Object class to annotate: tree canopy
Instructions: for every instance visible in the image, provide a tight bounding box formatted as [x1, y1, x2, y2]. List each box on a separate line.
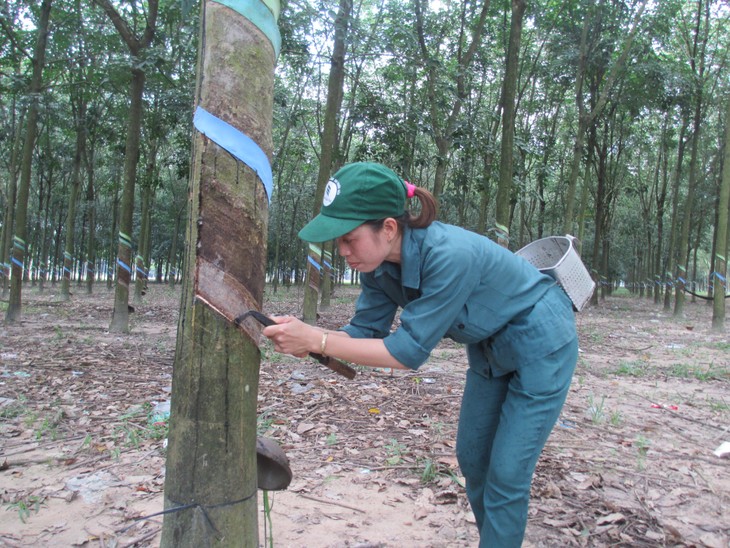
[1, 0, 729, 322]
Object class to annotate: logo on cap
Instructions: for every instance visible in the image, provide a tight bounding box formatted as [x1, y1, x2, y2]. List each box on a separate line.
[323, 178, 340, 207]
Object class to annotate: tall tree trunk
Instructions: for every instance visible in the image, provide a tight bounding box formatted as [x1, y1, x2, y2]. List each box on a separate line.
[674, 100, 704, 315]
[590, 123, 607, 306]
[110, 67, 145, 328]
[107, 174, 120, 289]
[84, 145, 97, 294]
[160, 1, 278, 544]
[134, 182, 153, 304]
[61, 120, 86, 301]
[674, 0, 709, 318]
[6, 0, 51, 323]
[576, 161, 591, 246]
[494, 0, 526, 248]
[135, 138, 159, 302]
[168, 205, 183, 286]
[93, 0, 159, 332]
[714, 98, 730, 328]
[38, 175, 53, 291]
[563, 0, 647, 234]
[654, 114, 670, 304]
[303, 0, 352, 324]
[414, 0, 491, 200]
[1, 109, 25, 300]
[664, 114, 689, 311]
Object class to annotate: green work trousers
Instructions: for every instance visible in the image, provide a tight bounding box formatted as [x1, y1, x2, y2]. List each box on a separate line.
[456, 332, 578, 547]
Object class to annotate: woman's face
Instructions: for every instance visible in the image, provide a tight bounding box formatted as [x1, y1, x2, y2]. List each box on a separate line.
[336, 221, 400, 273]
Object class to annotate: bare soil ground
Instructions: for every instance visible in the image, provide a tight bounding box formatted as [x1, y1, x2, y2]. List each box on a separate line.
[0, 283, 728, 548]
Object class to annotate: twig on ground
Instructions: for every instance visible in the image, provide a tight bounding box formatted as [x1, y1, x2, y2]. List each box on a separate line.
[298, 493, 366, 513]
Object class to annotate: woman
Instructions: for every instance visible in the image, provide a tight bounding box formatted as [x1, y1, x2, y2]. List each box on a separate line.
[263, 162, 578, 547]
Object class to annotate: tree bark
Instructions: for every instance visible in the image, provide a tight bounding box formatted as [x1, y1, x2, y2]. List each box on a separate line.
[6, 0, 51, 323]
[61, 117, 85, 301]
[303, 0, 352, 324]
[562, 0, 647, 235]
[93, 0, 159, 332]
[414, 0, 491, 200]
[160, 1, 277, 544]
[494, 0, 526, 248]
[674, 0, 709, 318]
[0, 108, 24, 300]
[84, 142, 97, 294]
[712, 96, 730, 329]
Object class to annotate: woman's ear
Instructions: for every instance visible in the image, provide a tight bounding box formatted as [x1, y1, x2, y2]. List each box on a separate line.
[383, 217, 399, 242]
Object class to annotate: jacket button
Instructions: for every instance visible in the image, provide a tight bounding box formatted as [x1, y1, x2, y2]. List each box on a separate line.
[458, 323, 465, 329]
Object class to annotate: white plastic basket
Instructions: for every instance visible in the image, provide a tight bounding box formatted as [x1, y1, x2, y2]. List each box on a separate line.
[516, 235, 595, 312]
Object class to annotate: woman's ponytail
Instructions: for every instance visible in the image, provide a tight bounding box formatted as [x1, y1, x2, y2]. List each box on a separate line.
[405, 186, 438, 228]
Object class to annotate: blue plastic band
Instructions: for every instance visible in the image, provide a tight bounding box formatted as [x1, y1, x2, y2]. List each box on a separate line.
[678, 277, 686, 284]
[11, 257, 23, 268]
[213, 0, 281, 58]
[323, 260, 332, 269]
[307, 255, 322, 271]
[193, 106, 273, 202]
[712, 271, 726, 282]
[13, 236, 25, 250]
[260, 0, 280, 19]
[117, 259, 131, 274]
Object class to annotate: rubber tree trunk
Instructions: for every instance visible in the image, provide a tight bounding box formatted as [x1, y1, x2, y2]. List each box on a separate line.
[654, 114, 670, 305]
[303, 0, 352, 324]
[674, 95, 703, 317]
[61, 125, 85, 301]
[37, 174, 52, 291]
[674, 0, 710, 316]
[712, 97, 730, 329]
[562, 1, 647, 235]
[109, 66, 146, 330]
[1, 109, 24, 300]
[134, 181, 153, 305]
[6, 0, 51, 323]
[160, 1, 278, 545]
[134, 137, 159, 303]
[92, 0, 159, 332]
[84, 147, 97, 294]
[107, 175, 120, 289]
[664, 116, 689, 311]
[167, 205, 183, 286]
[494, 0, 526, 248]
[414, 0, 491, 201]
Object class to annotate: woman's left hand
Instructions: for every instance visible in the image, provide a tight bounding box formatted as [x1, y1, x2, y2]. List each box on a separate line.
[262, 316, 318, 358]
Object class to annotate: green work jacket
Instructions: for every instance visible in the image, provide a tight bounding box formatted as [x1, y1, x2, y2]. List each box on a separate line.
[341, 222, 576, 376]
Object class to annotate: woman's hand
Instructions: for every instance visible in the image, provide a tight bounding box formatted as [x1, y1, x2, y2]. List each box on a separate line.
[262, 316, 319, 358]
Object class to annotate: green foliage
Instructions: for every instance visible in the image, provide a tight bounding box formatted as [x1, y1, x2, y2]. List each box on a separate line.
[587, 393, 606, 424]
[385, 438, 407, 465]
[6, 495, 46, 524]
[0, 0, 728, 301]
[113, 402, 169, 449]
[614, 359, 652, 377]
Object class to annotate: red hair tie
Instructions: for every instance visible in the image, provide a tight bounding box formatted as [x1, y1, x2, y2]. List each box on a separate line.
[404, 181, 416, 198]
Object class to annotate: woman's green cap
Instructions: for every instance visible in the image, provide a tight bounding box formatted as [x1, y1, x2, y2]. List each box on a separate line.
[298, 162, 407, 242]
